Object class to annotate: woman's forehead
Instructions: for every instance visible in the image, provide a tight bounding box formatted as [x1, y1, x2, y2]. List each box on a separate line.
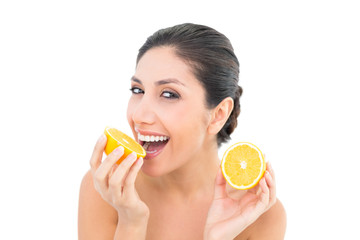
[134, 47, 199, 87]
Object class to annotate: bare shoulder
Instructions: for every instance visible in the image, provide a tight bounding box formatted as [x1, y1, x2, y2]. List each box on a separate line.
[78, 170, 118, 240]
[246, 199, 287, 240]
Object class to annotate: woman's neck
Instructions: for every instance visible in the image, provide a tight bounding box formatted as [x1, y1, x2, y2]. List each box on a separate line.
[143, 139, 220, 202]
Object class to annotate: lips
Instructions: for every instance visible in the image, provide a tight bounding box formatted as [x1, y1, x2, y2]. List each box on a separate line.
[136, 129, 170, 160]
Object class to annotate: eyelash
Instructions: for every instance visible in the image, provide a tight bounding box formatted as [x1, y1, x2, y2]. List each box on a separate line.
[129, 87, 144, 94]
[161, 91, 180, 99]
[129, 87, 180, 99]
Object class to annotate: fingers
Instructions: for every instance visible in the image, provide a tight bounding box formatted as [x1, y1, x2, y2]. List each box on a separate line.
[266, 162, 277, 206]
[258, 162, 276, 211]
[90, 134, 141, 196]
[89, 134, 148, 219]
[213, 168, 228, 200]
[108, 152, 137, 192]
[95, 146, 125, 190]
[90, 134, 107, 174]
[266, 161, 276, 183]
[96, 146, 124, 176]
[123, 157, 144, 197]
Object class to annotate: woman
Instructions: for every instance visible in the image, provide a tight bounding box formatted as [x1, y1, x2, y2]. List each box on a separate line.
[78, 23, 286, 239]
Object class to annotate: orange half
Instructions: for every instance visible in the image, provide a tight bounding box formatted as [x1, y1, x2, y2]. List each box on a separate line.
[221, 142, 266, 190]
[104, 127, 146, 164]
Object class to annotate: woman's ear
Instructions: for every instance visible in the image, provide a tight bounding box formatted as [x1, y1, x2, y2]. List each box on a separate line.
[208, 97, 234, 135]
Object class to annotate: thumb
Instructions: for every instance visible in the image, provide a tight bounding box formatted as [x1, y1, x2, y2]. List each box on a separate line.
[213, 168, 227, 200]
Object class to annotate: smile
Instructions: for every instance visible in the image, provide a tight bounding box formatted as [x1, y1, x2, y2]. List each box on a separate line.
[138, 133, 169, 142]
[137, 132, 170, 159]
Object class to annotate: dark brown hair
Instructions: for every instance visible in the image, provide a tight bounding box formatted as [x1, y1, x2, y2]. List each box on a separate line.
[136, 23, 242, 146]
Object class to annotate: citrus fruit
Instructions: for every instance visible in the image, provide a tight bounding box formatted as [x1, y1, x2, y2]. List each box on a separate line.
[104, 127, 146, 164]
[221, 142, 266, 190]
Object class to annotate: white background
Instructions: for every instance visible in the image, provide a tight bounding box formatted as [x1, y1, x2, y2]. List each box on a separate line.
[1, 0, 359, 239]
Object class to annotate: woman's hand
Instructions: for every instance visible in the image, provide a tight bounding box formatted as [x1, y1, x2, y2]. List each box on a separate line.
[89, 134, 149, 225]
[204, 162, 276, 240]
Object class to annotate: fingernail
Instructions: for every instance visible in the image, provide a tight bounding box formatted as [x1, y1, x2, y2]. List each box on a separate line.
[114, 146, 124, 153]
[137, 157, 143, 165]
[98, 134, 106, 143]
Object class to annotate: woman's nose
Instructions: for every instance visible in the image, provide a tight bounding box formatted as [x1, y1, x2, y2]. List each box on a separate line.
[131, 97, 156, 125]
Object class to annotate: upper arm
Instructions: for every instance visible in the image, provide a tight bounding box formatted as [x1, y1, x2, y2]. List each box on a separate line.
[78, 170, 118, 240]
[249, 199, 287, 240]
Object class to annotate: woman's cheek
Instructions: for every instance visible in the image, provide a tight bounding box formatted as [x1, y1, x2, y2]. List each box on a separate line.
[127, 98, 136, 124]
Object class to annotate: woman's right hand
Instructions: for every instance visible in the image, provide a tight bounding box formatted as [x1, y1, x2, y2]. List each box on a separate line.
[89, 134, 150, 225]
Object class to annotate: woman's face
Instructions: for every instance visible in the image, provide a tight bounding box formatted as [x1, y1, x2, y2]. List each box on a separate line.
[127, 47, 214, 177]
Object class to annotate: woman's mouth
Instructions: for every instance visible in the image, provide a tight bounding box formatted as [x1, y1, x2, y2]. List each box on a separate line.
[137, 132, 169, 159]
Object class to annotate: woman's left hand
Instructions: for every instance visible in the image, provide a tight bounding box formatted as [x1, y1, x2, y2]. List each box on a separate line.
[204, 162, 276, 240]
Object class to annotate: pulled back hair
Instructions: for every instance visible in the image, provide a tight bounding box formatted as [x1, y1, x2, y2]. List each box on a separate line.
[136, 23, 243, 146]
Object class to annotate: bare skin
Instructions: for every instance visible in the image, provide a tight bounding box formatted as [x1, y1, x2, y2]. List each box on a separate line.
[79, 164, 286, 239]
[78, 47, 286, 239]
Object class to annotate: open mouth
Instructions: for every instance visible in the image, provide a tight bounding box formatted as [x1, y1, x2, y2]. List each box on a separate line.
[137, 132, 170, 159]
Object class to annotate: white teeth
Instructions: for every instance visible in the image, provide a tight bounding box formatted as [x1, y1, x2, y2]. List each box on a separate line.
[137, 132, 169, 142]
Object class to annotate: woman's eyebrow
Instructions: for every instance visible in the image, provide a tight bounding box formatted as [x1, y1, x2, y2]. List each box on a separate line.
[155, 78, 185, 87]
[131, 76, 142, 84]
[131, 76, 185, 87]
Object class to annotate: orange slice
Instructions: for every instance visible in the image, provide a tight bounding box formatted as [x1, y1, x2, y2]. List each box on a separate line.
[104, 127, 146, 164]
[221, 142, 266, 190]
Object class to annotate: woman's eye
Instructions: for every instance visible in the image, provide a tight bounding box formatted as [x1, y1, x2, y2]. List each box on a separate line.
[161, 91, 180, 99]
[130, 87, 144, 94]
